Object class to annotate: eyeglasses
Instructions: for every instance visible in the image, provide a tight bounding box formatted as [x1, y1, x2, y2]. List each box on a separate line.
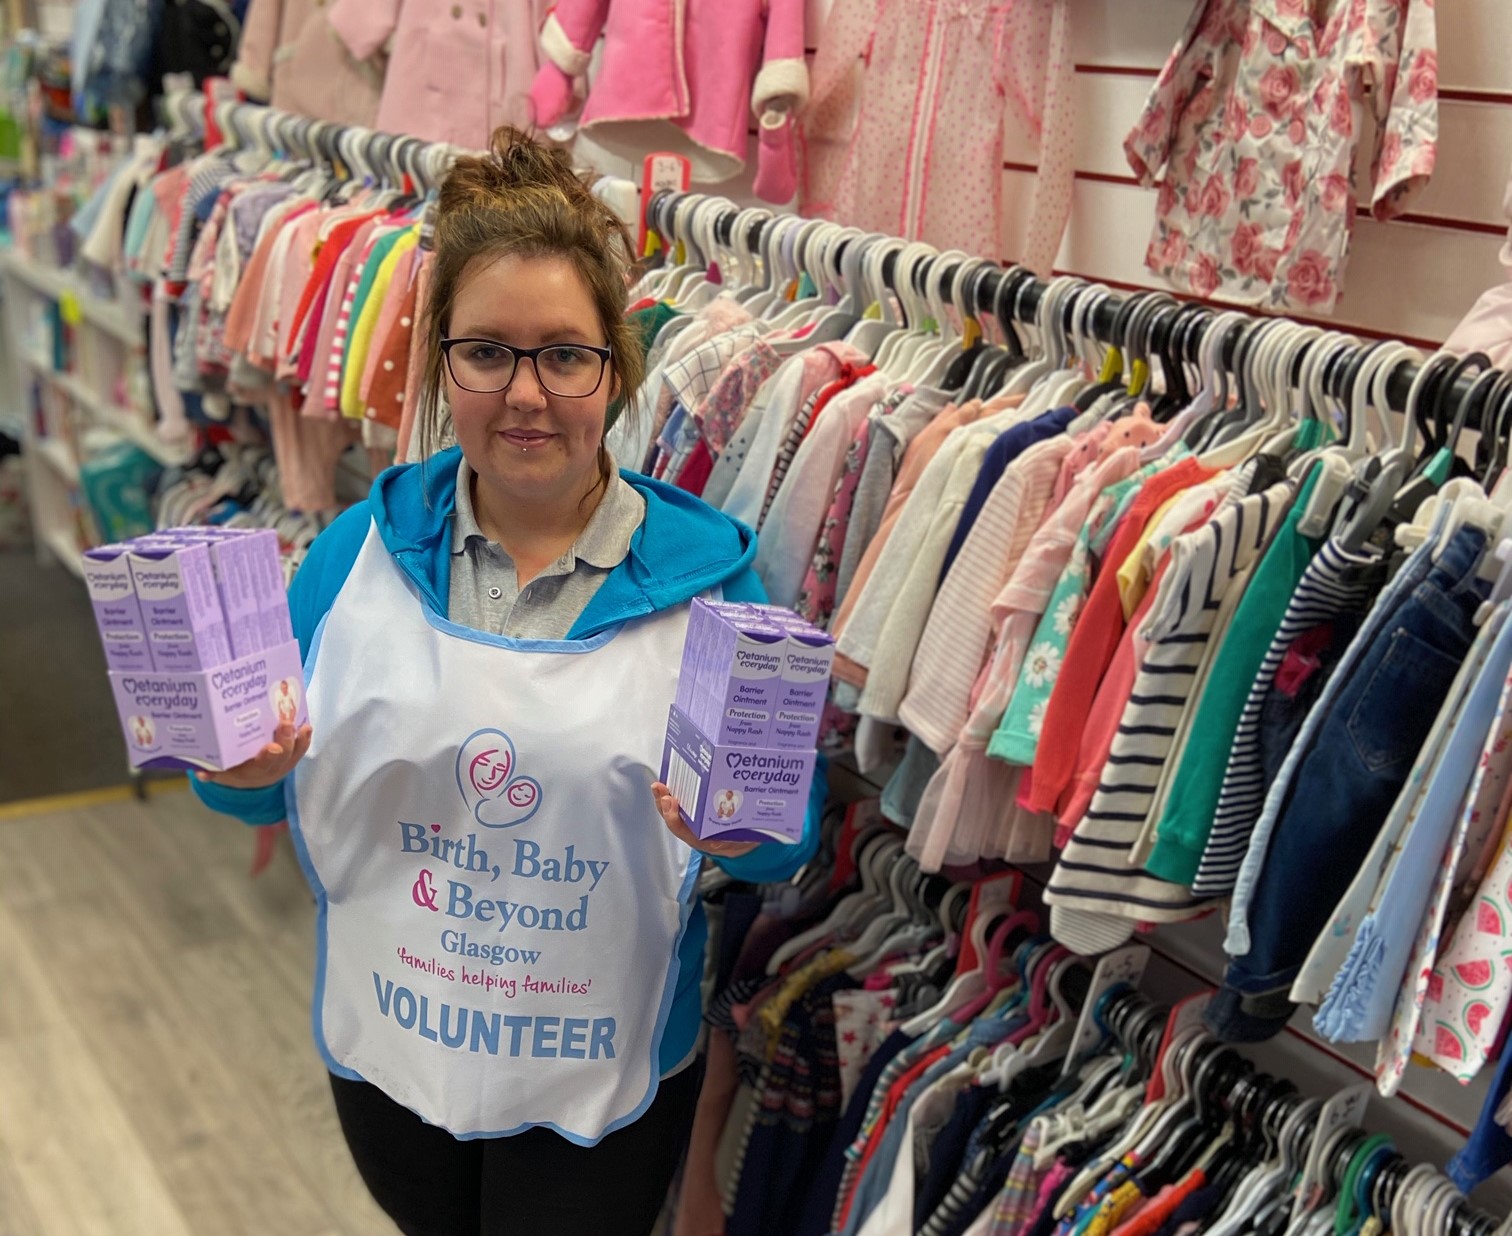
[440, 339, 613, 398]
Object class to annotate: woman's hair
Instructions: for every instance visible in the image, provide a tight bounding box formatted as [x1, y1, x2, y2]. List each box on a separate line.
[417, 127, 644, 503]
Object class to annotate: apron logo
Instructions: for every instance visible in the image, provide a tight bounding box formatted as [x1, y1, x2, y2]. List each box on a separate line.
[456, 729, 543, 829]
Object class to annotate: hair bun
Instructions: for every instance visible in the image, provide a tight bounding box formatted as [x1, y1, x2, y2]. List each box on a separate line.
[440, 126, 597, 215]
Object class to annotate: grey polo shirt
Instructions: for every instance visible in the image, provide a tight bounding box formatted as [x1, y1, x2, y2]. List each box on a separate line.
[448, 458, 647, 639]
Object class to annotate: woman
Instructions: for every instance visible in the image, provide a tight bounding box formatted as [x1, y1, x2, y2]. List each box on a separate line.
[192, 129, 818, 1235]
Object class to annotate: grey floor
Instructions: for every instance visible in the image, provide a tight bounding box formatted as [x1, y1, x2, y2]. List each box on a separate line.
[0, 785, 395, 1235]
[0, 549, 130, 804]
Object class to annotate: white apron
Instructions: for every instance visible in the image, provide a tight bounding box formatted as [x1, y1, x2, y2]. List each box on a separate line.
[288, 522, 700, 1144]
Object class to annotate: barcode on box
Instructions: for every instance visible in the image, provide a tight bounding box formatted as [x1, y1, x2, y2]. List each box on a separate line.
[666, 748, 704, 817]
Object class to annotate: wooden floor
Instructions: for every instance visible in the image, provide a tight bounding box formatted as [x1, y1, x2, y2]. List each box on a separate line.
[0, 782, 395, 1236]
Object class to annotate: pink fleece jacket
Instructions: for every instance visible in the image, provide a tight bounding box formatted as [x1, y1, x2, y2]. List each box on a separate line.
[529, 0, 808, 203]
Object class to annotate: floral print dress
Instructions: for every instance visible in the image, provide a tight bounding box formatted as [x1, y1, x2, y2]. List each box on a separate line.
[1126, 0, 1438, 312]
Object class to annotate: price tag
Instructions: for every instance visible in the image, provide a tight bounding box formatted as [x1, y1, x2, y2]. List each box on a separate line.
[1292, 1084, 1370, 1224]
[961, 317, 983, 350]
[1064, 944, 1150, 1076]
[58, 292, 81, 328]
[637, 152, 691, 257]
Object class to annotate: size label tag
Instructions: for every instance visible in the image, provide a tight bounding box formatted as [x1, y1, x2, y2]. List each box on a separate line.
[1293, 1084, 1370, 1223]
[638, 152, 691, 257]
[1064, 945, 1149, 1076]
[1146, 991, 1212, 1104]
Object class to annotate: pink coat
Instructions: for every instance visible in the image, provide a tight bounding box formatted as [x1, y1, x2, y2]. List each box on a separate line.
[328, 0, 551, 148]
[231, 0, 383, 128]
[531, 0, 808, 196]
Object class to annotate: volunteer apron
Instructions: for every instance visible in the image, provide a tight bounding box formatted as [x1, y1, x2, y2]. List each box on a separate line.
[287, 521, 701, 1143]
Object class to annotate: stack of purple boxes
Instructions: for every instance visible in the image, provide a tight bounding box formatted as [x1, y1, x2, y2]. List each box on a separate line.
[660, 599, 834, 845]
[83, 527, 307, 771]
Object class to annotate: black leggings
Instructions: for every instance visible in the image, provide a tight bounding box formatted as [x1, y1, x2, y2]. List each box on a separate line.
[329, 1067, 699, 1236]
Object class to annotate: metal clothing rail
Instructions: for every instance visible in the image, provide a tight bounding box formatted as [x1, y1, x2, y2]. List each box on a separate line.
[650, 191, 1508, 436]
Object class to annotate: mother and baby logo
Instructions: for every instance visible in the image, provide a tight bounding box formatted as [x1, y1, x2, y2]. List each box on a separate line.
[128, 715, 157, 749]
[456, 729, 544, 828]
[271, 677, 301, 726]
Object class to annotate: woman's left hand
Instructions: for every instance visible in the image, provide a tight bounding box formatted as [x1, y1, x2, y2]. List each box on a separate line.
[652, 782, 760, 859]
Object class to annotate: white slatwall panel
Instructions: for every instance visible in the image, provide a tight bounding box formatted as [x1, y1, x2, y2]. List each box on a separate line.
[791, 0, 1512, 347]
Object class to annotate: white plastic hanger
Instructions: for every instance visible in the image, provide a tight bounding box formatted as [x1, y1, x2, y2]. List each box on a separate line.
[1298, 341, 1418, 534]
[739, 213, 802, 316]
[978, 953, 1084, 1090]
[844, 853, 925, 966]
[727, 207, 774, 303]
[1196, 317, 1290, 452]
[1205, 1096, 1321, 1236]
[898, 906, 1031, 1036]
[762, 831, 900, 975]
[842, 235, 907, 358]
[1004, 276, 1078, 401]
[642, 194, 702, 302]
[1020, 280, 1095, 416]
[789, 224, 867, 343]
[664, 196, 729, 307]
[903, 249, 974, 387]
[1051, 1026, 1207, 1216]
[873, 242, 940, 379]
[1144, 311, 1248, 459]
[764, 218, 835, 329]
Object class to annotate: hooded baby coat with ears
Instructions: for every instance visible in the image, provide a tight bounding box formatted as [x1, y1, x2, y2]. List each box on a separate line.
[529, 0, 809, 204]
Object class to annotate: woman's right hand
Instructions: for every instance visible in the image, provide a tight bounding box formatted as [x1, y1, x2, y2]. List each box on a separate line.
[196, 723, 313, 789]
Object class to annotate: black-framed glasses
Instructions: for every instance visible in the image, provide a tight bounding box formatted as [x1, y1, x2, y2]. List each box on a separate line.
[440, 338, 613, 398]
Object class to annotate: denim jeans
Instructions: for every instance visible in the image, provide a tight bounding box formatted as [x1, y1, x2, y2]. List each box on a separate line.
[1255, 610, 1369, 788]
[1209, 525, 1488, 1042]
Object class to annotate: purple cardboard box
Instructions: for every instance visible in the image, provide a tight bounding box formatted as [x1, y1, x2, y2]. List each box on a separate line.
[127, 543, 234, 671]
[206, 534, 268, 659]
[147, 529, 267, 659]
[247, 530, 293, 646]
[699, 611, 786, 745]
[676, 599, 711, 719]
[110, 638, 307, 771]
[82, 544, 156, 672]
[660, 704, 813, 845]
[773, 624, 835, 751]
[679, 599, 788, 746]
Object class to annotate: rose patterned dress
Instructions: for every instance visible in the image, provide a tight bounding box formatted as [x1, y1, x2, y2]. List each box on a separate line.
[1126, 0, 1438, 313]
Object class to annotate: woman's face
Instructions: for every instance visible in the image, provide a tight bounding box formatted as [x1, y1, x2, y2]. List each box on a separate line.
[445, 253, 613, 508]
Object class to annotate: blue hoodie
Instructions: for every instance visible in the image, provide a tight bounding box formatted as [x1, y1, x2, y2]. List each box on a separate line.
[191, 446, 824, 1077]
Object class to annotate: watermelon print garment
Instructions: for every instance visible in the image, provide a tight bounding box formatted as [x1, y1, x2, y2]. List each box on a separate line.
[1412, 643, 1512, 1085]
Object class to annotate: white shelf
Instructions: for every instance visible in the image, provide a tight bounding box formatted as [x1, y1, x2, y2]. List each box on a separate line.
[41, 525, 84, 578]
[0, 250, 143, 345]
[21, 351, 191, 468]
[34, 435, 78, 483]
